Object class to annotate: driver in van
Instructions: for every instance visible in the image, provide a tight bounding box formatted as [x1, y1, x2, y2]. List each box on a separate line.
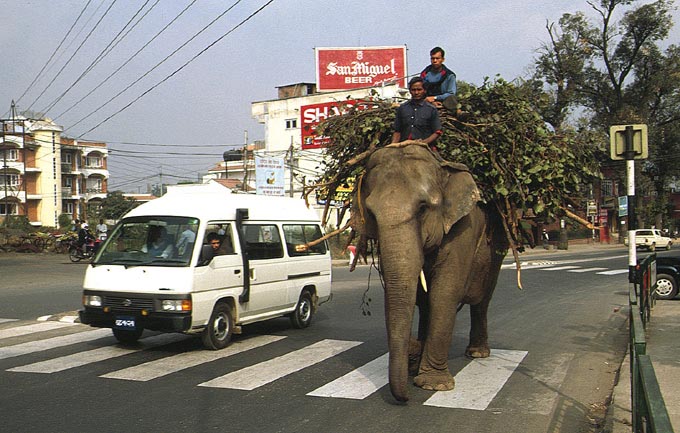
[206, 232, 232, 255]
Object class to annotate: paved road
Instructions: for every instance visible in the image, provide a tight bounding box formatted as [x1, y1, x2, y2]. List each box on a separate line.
[0, 249, 634, 433]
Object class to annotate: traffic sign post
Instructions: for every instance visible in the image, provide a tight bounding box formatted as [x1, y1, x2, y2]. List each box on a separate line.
[610, 124, 648, 283]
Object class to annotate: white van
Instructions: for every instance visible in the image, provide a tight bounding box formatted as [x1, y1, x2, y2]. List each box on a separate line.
[79, 183, 332, 349]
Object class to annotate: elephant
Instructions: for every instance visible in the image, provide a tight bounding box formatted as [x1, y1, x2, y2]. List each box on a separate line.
[353, 141, 508, 403]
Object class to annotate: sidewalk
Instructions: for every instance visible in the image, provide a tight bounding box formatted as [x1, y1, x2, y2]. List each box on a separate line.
[607, 300, 680, 432]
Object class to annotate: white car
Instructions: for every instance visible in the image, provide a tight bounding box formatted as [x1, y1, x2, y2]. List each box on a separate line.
[624, 229, 673, 251]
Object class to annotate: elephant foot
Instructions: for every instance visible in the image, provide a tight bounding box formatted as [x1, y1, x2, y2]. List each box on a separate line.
[408, 338, 423, 376]
[414, 370, 455, 391]
[465, 345, 490, 359]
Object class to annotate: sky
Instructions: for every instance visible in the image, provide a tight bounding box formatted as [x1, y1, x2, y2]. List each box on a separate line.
[1, 0, 678, 193]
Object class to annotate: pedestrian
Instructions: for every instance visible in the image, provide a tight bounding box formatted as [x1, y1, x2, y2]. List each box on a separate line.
[391, 77, 442, 150]
[420, 46, 457, 111]
[95, 219, 108, 240]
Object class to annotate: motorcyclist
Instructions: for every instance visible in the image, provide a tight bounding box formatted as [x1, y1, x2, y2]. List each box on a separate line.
[78, 223, 95, 254]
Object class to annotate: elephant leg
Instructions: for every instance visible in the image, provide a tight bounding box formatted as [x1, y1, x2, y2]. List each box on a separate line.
[466, 301, 490, 358]
[466, 255, 502, 358]
[409, 280, 429, 376]
[413, 287, 457, 391]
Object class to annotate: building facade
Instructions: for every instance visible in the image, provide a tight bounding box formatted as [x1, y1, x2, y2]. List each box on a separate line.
[0, 116, 109, 227]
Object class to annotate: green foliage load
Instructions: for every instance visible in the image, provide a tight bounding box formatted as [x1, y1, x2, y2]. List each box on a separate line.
[313, 78, 602, 251]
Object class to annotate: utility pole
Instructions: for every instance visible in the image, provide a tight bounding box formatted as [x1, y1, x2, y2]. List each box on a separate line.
[159, 165, 163, 196]
[289, 137, 294, 197]
[242, 130, 248, 192]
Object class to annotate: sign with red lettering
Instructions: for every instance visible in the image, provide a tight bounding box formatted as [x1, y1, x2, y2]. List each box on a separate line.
[316, 46, 407, 91]
[300, 100, 358, 149]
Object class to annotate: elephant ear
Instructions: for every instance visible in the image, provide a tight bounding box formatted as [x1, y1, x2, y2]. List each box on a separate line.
[440, 161, 481, 233]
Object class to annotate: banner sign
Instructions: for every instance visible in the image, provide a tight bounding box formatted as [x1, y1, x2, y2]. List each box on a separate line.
[301, 100, 357, 149]
[255, 157, 285, 196]
[315, 46, 407, 91]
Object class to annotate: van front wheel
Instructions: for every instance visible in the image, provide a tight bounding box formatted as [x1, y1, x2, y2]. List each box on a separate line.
[290, 291, 314, 329]
[202, 303, 233, 350]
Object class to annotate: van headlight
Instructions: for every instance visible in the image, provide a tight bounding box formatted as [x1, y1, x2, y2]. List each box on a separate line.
[161, 299, 192, 312]
[83, 295, 102, 307]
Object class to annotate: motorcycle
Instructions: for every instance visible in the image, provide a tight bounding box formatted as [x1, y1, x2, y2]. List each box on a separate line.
[68, 238, 102, 262]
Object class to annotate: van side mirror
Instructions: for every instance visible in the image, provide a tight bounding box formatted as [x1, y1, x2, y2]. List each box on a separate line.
[198, 244, 215, 266]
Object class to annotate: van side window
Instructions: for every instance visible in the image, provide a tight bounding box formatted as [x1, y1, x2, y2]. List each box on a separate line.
[241, 224, 283, 260]
[283, 224, 327, 256]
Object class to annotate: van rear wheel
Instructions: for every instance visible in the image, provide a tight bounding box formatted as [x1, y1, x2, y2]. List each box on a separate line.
[290, 291, 314, 329]
[113, 328, 144, 344]
[202, 303, 233, 350]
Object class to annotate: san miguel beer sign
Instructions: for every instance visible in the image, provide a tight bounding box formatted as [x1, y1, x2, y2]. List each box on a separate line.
[315, 46, 407, 91]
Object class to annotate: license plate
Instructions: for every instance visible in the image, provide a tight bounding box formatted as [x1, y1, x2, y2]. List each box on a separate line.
[114, 316, 136, 330]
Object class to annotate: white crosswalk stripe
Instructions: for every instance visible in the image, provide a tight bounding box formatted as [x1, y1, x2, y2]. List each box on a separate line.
[0, 318, 18, 324]
[101, 334, 286, 381]
[424, 349, 528, 409]
[540, 266, 581, 271]
[0, 321, 75, 340]
[597, 269, 629, 275]
[307, 353, 389, 399]
[198, 339, 362, 390]
[7, 333, 188, 373]
[0, 328, 111, 360]
[0, 321, 555, 409]
[567, 267, 608, 273]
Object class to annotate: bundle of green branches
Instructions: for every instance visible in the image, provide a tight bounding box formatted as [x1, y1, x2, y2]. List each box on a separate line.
[307, 78, 601, 262]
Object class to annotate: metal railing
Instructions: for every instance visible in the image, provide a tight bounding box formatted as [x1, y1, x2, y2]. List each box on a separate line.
[629, 254, 674, 432]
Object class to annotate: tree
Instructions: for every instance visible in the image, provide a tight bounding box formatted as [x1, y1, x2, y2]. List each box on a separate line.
[533, 0, 679, 228]
[98, 191, 138, 220]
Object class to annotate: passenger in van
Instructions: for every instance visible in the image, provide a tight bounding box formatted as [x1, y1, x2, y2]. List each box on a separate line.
[206, 232, 232, 255]
[142, 226, 173, 258]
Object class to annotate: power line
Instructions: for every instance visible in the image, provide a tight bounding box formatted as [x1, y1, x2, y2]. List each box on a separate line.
[72, 0, 276, 138]
[63, 0, 247, 134]
[26, 0, 119, 113]
[10, 0, 94, 113]
[42, 0, 159, 115]
[54, 0, 198, 120]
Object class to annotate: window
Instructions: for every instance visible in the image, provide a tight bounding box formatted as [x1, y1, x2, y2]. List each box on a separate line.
[0, 202, 18, 215]
[61, 153, 72, 164]
[283, 224, 327, 256]
[64, 177, 73, 188]
[1, 149, 18, 161]
[601, 180, 613, 197]
[65, 202, 74, 214]
[285, 118, 298, 129]
[241, 224, 283, 260]
[86, 156, 102, 168]
[0, 174, 20, 187]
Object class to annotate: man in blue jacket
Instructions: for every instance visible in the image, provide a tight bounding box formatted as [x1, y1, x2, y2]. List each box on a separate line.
[420, 46, 457, 110]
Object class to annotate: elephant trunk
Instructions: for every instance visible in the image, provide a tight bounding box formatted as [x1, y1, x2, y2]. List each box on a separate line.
[378, 223, 424, 402]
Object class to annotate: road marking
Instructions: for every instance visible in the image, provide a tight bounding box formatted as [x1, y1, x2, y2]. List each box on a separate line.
[0, 319, 18, 324]
[597, 269, 629, 275]
[540, 266, 581, 271]
[101, 335, 286, 381]
[7, 333, 187, 373]
[423, 349, 528, 409]
[199, 339, 362, 390]
[0, 328, 111, 360]
[567, 267, 608, 273]
[307, 353, 389, 399]
[0, 321, 75, 340]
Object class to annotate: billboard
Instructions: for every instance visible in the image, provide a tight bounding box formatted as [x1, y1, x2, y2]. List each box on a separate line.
[315, 46, 407, 91]
[300, 100, 357, 149]
[255, 156, 285, 196]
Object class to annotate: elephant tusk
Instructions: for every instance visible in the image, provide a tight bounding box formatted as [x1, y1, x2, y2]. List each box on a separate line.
[420, 270, 428, 292]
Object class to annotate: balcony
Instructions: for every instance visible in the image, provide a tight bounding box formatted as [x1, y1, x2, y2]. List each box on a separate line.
[82, 167, 109, 178]
[61, 163, 72, 173]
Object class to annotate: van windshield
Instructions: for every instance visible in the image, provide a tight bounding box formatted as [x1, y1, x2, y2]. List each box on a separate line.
[93, 216, 199, 267]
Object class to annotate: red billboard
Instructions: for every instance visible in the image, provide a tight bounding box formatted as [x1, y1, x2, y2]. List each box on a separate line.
[315, 46, 407, 91]
[301, 100, 358, 149]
